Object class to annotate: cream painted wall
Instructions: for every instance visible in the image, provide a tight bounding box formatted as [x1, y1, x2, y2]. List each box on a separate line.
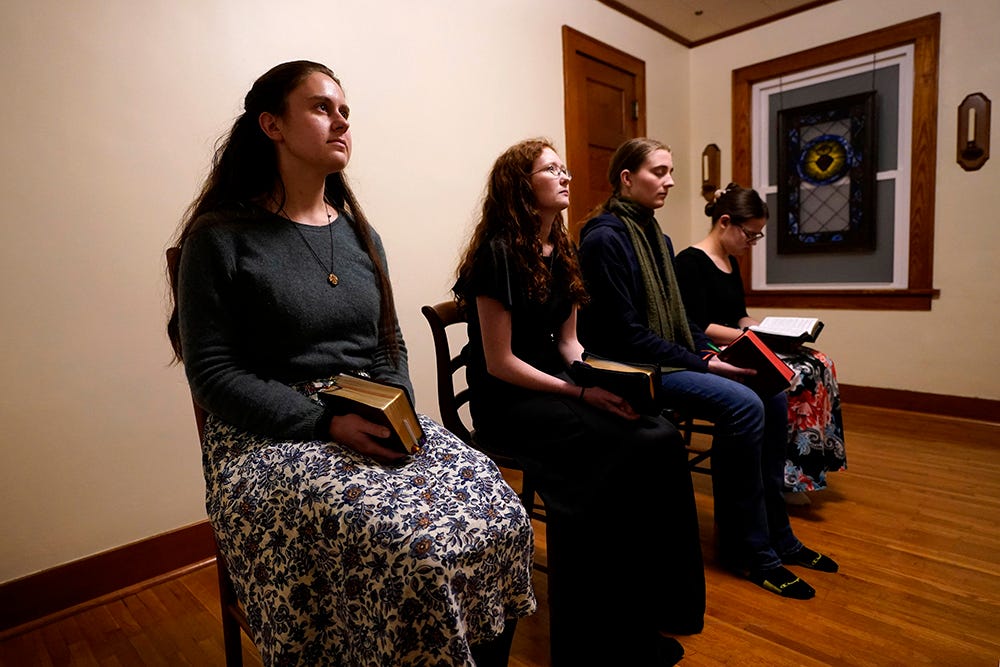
[686, 0, 1000, 400]
[6, 0, 992, 586]
[0, 2, 689, 582]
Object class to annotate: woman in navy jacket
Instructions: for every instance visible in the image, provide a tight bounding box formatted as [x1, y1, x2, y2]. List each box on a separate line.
[577, 138, 838, 600]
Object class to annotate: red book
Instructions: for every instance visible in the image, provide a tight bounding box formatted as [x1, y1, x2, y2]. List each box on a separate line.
[718, 330, 795, 396]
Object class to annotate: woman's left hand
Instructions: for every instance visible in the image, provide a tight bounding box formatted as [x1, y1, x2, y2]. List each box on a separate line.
[580, 385, 640, 420]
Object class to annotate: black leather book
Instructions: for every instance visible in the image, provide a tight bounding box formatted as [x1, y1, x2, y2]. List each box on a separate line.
[570, 353, 660, 414]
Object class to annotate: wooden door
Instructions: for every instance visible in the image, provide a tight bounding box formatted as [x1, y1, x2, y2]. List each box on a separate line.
[562, 26, 646, 239]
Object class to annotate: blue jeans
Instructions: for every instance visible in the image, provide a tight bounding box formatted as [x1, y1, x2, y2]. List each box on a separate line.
[660, 370, 801, 571]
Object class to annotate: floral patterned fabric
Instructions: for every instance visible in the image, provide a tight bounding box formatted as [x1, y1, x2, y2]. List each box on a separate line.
[780, 348, 847, 492]
[201, 381, 537, 667]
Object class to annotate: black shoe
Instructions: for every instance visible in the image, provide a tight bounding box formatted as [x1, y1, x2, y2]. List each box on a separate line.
[748, 565, 815, 599]
[783, 546, 839, 573]
[659, 618, 704, 635]
[656, 635, 685, 666]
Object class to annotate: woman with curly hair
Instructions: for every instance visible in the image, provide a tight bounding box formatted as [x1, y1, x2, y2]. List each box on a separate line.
[454, 138, 703, 667]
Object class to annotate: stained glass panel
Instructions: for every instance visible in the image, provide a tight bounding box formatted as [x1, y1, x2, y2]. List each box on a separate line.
[776, 91, 877, 254]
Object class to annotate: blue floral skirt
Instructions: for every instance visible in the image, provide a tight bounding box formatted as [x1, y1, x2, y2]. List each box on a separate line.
[200, 383, 536, 666]
[780, 348, 847, 492]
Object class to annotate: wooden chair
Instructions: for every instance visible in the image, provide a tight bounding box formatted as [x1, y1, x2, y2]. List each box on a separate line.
[420, 301, 545, 523]
[676, 413, 715, 475]
[168, 246, 255, 667]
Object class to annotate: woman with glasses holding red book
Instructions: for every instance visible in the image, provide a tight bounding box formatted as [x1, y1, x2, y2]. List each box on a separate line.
[674, 184, 847, 506]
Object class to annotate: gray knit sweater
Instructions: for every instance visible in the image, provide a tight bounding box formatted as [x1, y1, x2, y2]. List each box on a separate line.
[177, 206, 410, 441]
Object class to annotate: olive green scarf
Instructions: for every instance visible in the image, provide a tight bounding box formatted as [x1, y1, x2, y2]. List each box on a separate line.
[607, 196, 696, 366]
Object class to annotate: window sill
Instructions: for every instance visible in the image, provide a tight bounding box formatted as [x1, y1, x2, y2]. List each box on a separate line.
[745, 288, 940, 311]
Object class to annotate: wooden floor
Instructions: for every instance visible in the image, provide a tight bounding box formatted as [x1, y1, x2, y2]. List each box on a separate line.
[2, 404, 998, 666]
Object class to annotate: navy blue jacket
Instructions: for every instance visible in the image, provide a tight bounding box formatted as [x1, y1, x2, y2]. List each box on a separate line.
[577, 212, 713, 372]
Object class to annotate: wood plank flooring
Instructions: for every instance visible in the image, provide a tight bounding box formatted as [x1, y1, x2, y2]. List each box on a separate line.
[2, 404, 998, 666]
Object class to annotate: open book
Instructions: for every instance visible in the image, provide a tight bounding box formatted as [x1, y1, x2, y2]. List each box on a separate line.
[570, 353, 660, 414]
[718, 330, 795, 396]
[319, 374, 424, 454]
[749, 317, 824, 353]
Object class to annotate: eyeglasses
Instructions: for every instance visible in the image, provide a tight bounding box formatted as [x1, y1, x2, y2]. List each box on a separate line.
[531, 164, 572, 180]
[737, 226, 765, 242]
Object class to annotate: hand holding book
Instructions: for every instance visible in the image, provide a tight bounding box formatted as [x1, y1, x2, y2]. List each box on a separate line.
[707, 354, 757, 383]
[748, 316, 824, 353]
[717, 330, 795, 396]
[578, 384, 641, 420]
[570, 353, 660, 415]
[319, 373, 425, 457]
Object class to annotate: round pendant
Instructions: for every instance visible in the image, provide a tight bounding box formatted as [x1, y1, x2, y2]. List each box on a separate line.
[328, 273, 339, 286]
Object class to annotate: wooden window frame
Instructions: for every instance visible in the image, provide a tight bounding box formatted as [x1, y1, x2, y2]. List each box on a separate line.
[732, 13, 941, 310]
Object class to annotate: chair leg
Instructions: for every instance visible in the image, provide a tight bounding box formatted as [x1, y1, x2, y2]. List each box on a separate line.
[520, 474, 544, 522]
[216, 548, 245, 667]
[221, 607, 245, 667]
[518, 473, 549, 574]
[680, 415, 694, 446]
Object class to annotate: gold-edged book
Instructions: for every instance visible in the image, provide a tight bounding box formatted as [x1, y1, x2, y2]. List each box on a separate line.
[570, 353, 660, 414]
[318, 374, 424, 454]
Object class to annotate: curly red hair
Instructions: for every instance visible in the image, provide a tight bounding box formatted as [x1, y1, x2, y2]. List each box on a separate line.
[456, 138, 588, 311]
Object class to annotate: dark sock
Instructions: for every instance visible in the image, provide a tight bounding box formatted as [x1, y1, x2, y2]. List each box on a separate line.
[656, 635, 685, 666]
[783, 546, 839, 573]
[748, 565, 815, 600]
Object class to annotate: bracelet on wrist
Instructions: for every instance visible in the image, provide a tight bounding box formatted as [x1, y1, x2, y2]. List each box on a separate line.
[578, 386, 586, 400]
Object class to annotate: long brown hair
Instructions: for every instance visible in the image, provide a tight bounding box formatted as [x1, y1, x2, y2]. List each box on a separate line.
[455, 138, 588, 311]
[166, 61, 399, 363]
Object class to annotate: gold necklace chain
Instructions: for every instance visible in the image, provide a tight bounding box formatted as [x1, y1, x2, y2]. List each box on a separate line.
[281, 202, 339, 287]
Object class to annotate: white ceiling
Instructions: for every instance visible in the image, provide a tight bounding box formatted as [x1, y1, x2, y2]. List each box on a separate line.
[598, 0, 840, 46]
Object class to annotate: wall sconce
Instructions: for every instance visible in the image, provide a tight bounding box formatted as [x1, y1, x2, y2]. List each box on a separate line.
[701, 144, 721, 202]
[957, 93, 990, 171]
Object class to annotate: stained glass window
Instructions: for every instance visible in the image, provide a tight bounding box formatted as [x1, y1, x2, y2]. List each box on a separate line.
[776, 91, 877, 254]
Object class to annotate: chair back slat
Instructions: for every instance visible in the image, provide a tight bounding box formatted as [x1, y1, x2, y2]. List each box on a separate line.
[421, 301, 547, 535]
[421, 302, 474, 444]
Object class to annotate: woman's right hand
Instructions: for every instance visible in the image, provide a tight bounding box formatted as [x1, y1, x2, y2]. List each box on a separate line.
[707, 356, 757, 382]
[580, 385, 640, 420]
[328, 413, 409, 463]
